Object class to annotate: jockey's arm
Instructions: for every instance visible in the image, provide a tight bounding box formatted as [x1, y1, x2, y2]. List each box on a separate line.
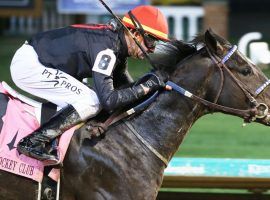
[93, 71, 145, 113]
[112, 59, 134, 88]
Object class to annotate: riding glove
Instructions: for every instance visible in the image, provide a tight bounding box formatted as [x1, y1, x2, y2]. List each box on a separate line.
[140, 75, 165, 93]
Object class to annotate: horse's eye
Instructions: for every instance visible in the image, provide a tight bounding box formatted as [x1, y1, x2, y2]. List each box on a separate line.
[241, 67, 252, 76]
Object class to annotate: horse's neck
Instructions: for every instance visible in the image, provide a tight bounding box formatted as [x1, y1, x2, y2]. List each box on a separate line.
[129, 55, 212, 164]
[129, 92, 204, 163]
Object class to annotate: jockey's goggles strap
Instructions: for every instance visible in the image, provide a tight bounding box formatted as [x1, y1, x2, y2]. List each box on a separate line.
[128, 11, 157, 50]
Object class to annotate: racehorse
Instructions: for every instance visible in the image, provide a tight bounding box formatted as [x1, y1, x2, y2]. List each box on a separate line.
[1, 29, 270, 200]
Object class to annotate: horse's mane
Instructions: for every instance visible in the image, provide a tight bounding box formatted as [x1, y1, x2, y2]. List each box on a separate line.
[151, 31, 231, 74]
[150, 40, 196, 73]
[191, 33, 206, 49]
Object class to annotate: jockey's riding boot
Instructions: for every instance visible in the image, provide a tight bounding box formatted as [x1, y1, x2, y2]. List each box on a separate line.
[17, 105, 82, 165]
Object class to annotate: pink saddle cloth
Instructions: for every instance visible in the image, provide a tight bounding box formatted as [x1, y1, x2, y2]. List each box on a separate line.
[0, 83, 75, 182]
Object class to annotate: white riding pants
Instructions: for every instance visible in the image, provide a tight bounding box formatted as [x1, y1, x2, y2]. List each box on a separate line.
[10, 43, 101, 120]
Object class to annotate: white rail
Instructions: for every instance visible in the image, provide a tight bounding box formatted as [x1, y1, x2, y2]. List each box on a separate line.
[157, 6, 204, 41]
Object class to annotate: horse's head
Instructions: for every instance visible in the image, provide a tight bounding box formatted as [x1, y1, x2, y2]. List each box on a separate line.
[153, 29, 270, 126]
[203, 29, 270, 125]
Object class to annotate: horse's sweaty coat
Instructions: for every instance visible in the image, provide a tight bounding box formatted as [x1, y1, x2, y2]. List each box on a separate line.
[1, 30, 270, 200]
[0, 82, 75, 182]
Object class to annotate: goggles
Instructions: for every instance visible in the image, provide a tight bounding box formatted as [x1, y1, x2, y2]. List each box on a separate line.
[144, 34, 158, 51]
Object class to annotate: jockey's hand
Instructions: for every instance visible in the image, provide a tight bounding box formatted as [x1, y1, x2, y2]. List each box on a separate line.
[86, 121, 106, 137]
[140, 76, 171, 94]
[165, 85, 172, 90]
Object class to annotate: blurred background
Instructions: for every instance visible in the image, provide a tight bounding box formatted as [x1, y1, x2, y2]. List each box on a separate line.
[1, 0, 270, 198]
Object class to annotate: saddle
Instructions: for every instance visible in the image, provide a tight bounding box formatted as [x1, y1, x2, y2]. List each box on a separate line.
[0, 80, 159, 200]
[0, 82, 61, 200]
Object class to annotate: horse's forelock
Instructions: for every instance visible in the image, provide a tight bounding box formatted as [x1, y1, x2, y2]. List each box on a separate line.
[192, 32, 231, 49]
[191, 33, 205, 47]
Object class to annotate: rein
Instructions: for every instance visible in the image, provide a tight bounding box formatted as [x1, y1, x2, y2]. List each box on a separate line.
[95, 44, 270, 167]
[98, 0, 157, 70]
[167, 81, 257, 120]
[206, 45, 270, 120]
[167, 44, 268, 122]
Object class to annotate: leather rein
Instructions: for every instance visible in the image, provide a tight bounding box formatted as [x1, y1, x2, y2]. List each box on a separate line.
[168, 45, 270, 122]
[95, 44, 270, 167]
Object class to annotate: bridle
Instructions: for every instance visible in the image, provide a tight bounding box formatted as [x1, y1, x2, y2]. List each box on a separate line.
[206, 45, 257, 105]
[207, 45, 270, 120]
[94, 43, 270, 167]
[96, 0, 270, 167]
[125, 46, 270, 167]
[168, 44, 270, 122]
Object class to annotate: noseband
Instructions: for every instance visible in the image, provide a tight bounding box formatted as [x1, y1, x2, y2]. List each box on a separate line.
[255, 80, 270, 96]
[168, 45, 270, 122]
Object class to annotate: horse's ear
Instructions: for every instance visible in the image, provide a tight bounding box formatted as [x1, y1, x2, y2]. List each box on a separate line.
[205, 29, 223, 55]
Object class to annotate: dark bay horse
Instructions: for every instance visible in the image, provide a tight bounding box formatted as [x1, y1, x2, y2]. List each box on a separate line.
[1, 29, 270, 200]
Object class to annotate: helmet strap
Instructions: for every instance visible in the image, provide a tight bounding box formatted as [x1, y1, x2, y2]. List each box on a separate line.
[126, 11, 155, 62]
[127, 11, 149, 45]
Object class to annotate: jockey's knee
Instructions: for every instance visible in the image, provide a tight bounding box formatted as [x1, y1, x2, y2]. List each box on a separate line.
[10, 65, 23, 89]
[72, 101, 101, 121]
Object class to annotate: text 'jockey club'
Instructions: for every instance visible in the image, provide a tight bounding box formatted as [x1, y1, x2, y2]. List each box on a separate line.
[0, 156, 35, 176]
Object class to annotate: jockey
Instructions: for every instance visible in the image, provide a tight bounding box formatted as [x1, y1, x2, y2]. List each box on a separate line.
[10, 5, 171, 165]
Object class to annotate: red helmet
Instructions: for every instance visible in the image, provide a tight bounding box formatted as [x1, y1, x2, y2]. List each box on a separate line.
[122, 5, 169, 41]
